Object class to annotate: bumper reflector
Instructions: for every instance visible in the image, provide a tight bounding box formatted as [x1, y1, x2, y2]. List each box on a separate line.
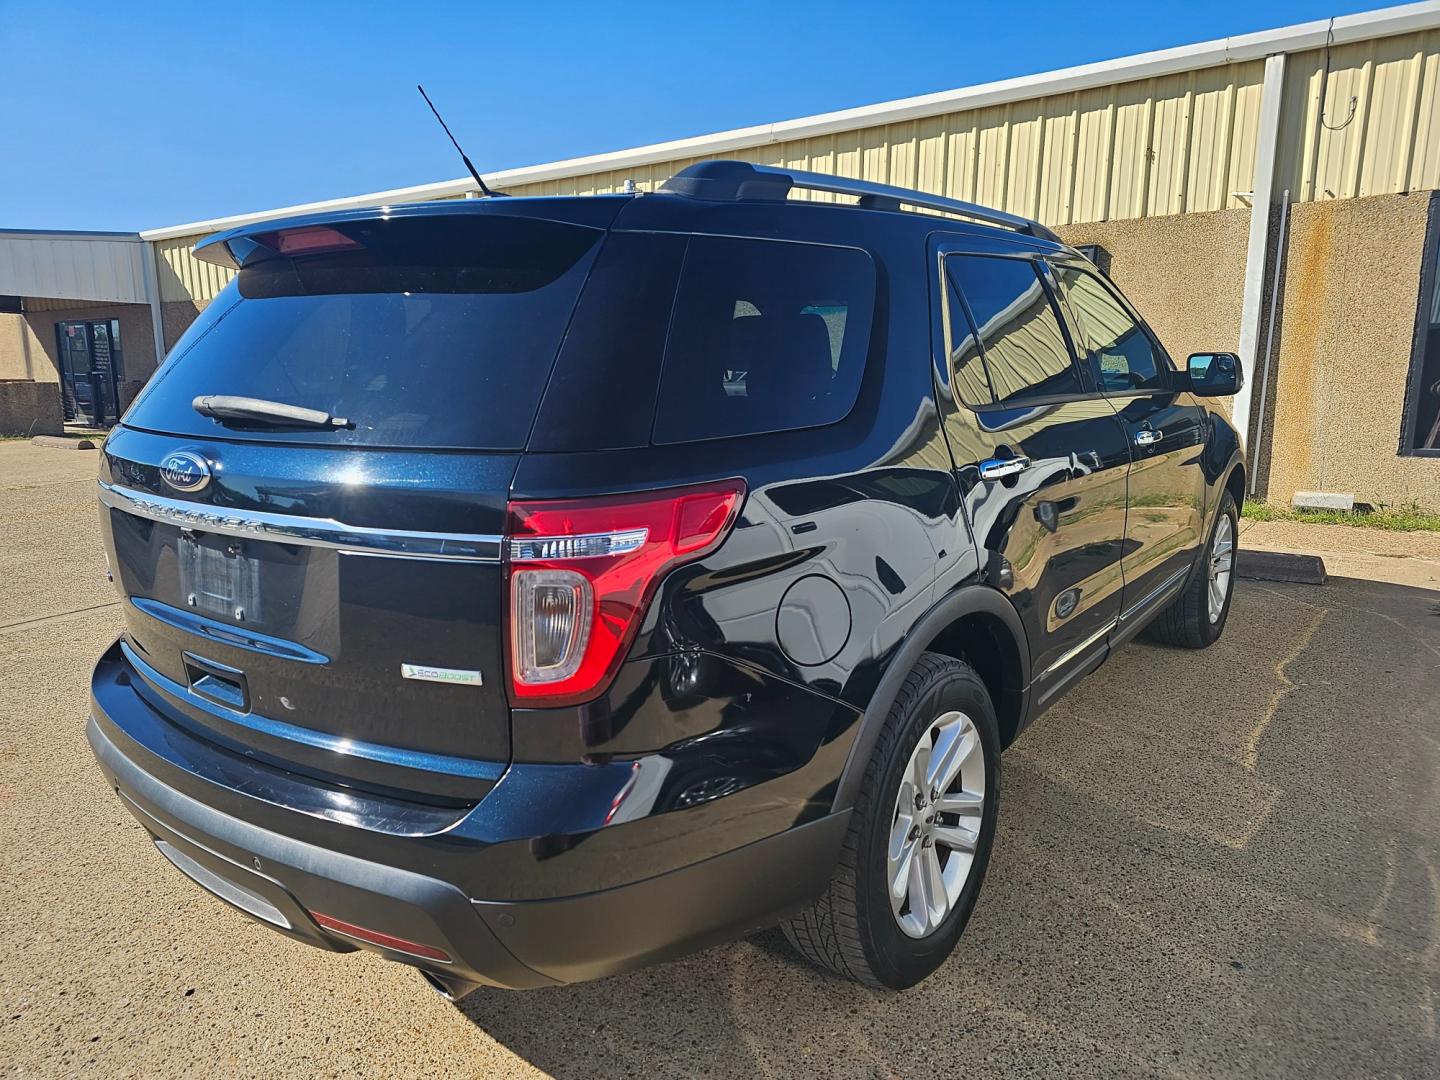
[309, 911, 452, 964]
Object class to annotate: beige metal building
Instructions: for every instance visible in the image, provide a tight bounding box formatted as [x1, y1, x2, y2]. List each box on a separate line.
[4, 1, 1440, 509]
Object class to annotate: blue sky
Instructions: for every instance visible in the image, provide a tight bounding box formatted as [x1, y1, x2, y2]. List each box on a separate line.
[0, 0, 1392, 232]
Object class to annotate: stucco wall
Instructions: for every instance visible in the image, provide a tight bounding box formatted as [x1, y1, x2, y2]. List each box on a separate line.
[1261, 192, 1440, 510]
[1058, 207, 1252, 421]
[0, 313, 39, 381]
[0, 380, 62, 435]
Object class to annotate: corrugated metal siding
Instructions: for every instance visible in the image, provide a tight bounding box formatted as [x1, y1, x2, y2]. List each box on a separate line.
[154, 236, 234, 303]
[505, 61, 1267, 227]
[1278, 28, 1440, 199]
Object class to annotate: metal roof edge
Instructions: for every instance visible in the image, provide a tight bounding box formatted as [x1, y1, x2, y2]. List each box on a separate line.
[0, 228, 143, 242]
[138, 1, 1440, 244]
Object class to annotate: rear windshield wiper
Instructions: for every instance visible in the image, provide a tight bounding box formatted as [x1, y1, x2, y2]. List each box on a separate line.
[193, 395, 352, 430]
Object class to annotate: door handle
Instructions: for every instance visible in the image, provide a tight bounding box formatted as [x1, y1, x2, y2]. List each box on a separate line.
[1134, 429, 1163, 447]
[977, 456, 1031, 480]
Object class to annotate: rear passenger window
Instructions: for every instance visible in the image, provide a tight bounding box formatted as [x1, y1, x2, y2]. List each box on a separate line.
[944, 276, 992, 408]
[1053, 265, 1165, 392]
[652, 237, 875, 444]
[945, 255, 1083, 406]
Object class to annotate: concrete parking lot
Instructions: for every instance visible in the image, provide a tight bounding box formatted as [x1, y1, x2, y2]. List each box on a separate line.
[1, 439, 1436, 1079]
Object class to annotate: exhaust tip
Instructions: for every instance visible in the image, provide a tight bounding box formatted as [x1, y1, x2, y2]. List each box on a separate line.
[418, 968, 480, 1002]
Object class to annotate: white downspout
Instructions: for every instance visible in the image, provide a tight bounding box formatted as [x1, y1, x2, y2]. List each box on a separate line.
[140, 240, 167, 373]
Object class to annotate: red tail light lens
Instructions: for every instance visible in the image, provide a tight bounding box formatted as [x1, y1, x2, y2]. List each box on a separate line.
[506, 480, 745, 707]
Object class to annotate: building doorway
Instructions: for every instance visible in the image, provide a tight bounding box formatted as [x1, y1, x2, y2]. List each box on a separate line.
[56, 319, 123, 426]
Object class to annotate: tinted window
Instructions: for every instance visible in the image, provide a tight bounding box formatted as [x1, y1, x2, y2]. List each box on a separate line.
[529, 232, 688, 452]
[944, 277, 992, 408]
[1054, 265, 1164, 392]
[651, 237, 875, 444]
[124, 215, 602, 449]
[946, 255, 1082, 406]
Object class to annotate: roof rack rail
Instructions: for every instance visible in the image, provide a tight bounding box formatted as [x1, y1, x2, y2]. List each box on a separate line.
[658, 160, 1064, 245]
[753, 164, 1064, 244]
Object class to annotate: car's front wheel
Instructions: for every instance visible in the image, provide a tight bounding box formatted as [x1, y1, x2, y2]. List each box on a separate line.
[1146, 490, 1239, 649]
[783, 652, 1000, 989]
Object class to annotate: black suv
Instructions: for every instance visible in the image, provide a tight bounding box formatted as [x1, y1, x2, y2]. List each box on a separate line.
[88, 160, 1244, 996]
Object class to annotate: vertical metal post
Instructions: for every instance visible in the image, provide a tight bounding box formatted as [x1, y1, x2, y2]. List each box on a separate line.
[1232, 52, 1288, 451]
[140, 240, 167, 370]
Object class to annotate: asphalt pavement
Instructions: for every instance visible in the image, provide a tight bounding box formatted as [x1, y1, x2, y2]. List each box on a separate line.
[1, 440, 1436, 1079]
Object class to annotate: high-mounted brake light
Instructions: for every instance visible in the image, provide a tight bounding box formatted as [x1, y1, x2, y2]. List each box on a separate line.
[505, 480, 746, 707]
[257, 225, 362, 257]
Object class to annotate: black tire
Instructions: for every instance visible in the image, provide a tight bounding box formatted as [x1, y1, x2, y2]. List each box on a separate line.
[1144, 491, 1238, 649]
[783, 652, 1001, 989]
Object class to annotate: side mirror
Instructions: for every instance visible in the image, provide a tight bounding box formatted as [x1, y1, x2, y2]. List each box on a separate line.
[1186, 352, 1244, 397]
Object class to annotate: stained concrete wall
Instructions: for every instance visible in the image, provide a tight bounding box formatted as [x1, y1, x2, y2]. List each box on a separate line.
[0, 380, 62, 435]
[1261, 192, 1440, 511]
[0, 313, 40, 381]
[1058, 208, 1252, 421]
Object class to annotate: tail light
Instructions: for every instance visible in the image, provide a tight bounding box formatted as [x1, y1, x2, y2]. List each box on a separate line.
[506, 480, 745, 707]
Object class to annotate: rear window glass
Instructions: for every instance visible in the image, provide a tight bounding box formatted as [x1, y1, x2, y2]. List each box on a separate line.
[123, 215, 602, 450]
[651, 236, 876, 444]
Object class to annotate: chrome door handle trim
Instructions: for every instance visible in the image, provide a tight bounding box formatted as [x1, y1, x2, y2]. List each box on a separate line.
[977, 456, 1031, 480]
[1133, 429, 1163, 446]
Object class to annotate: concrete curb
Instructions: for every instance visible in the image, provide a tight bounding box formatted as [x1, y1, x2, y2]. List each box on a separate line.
[30, 436, 97, 451]
[1236, 550, 1327, 585]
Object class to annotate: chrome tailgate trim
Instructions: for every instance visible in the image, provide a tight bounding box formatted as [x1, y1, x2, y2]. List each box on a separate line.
[98, 481, 502, 563]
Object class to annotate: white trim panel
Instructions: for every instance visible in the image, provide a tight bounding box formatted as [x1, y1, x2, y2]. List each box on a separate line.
[0, 232, 149, 305]
[1233, 53, 1289, 449]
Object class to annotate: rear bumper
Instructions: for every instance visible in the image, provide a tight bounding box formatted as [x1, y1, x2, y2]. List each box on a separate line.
[88, 647, 850, 991]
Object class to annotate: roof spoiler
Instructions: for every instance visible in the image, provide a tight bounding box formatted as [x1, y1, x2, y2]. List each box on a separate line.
[659, 160, 1064, 245]
[192, 197, 629, 270]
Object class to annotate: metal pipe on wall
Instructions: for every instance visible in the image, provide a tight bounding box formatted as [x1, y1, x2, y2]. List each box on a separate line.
[141, 241, 168, 371]
[1250, 190, 1292, 498]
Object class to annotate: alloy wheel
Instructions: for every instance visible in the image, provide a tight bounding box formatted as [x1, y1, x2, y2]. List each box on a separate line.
[1208, 513, 1235, 624]
[887, 711, 986, 939]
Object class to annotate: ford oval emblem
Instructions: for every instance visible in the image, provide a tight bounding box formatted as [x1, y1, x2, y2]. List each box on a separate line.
[158, 450, 211, 493]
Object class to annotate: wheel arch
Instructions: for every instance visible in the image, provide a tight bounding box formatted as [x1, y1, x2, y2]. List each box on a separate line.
[1224, 460, 1246, 513]
[831, 586, 1030, 813]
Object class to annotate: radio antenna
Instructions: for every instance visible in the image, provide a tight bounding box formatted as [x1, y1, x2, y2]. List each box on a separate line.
[417, 84, 504, 197]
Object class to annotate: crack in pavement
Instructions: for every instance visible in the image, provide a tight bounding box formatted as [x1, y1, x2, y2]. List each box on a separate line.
[0, 601, 121, 634]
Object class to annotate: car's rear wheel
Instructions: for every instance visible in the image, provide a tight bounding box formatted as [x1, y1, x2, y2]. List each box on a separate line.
[783, 652, 1000, 989]
[1145, 491, 1238, 649]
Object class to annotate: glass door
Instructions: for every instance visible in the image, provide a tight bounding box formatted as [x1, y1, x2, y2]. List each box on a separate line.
[56, 320, 123, 426]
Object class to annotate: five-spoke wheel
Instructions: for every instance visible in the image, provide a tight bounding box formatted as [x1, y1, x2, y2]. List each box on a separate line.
[784, 653, 1000, 989]
[1207, 512, 1234, 624]
[888, 711, 986, 939]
